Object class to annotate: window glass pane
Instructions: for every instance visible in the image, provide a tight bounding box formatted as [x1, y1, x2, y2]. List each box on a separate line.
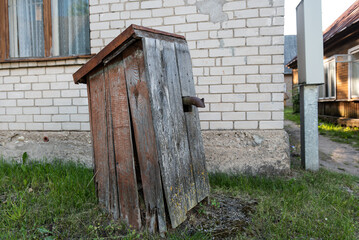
[8, 0, 45, 58]
[353, 52, 359, 61]
[329, 60, 336, 97]
[318, 85, 324, 98]
[51, 0, 90, 56]
[352, 61, 359, 97]
[322, 60, 336, 98]
[324, 62, 329, 97]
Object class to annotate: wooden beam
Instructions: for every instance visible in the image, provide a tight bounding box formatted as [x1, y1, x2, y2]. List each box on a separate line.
[0, 0, 4, 60]
[0, 54, 93, 63]
[43, 0, 52, 57]
[0, 0, 9, 60]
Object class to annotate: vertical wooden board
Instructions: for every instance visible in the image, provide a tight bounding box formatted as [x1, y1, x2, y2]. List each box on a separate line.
[106, 58, 142, 229]
[103, 64, 120, 220]
[174, 41, 210, 202]
[142, 38, 197, 228]
[86, 79, 98, 199]
[161, 40, 198, 210]
[123, 45, 167, 233]
[88, 70, 110, 211]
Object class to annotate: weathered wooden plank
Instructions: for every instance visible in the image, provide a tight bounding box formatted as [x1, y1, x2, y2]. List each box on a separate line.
[106, 57, 142, 229]
[103, 64, 120, 220]
[142, 37, 196, 228]
[88, 69, 110, 211]
[175, 41, 210, 202]
[86, 77, 98, 199]
[161, 40, 198, 210]
[133, 29, 183, 43]
[123, 44, 167, 233]
[133, 25, 185, 40]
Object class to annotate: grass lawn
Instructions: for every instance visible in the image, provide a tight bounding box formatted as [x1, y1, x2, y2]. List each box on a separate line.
[284, 107, 359, 149]
[284, 107, 301, 125]
[1, 159, 358, 239]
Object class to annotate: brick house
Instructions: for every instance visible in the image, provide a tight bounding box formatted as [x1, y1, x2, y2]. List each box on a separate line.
[0, 0, 289, 175]
[283, 35, 297, 107]
[288, 0, 359, 127]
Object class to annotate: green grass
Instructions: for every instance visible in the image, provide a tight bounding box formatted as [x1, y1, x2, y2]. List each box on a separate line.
[0, 159, 208, 239]
[284, 107, 301, 125]
[0, 160, 104, 239]
[318, 122, 359, 149]
[284, 107, 359, 149]
[1, 159, 358, 239]
[210, 170, 359, 239]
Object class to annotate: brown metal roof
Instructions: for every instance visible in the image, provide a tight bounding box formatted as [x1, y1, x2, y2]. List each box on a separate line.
[286, 56, 297, 69]
[323, 0, 359, 43]
[287, 0, 359, 69]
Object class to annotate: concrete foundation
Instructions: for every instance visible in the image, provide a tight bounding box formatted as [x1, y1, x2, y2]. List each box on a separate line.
[0, 130, 290, 175]
[0, 131, 93, 166]
[203, 130, 290, 175]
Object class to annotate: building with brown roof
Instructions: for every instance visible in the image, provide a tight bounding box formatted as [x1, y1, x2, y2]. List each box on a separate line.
[288, 0, 359, 126]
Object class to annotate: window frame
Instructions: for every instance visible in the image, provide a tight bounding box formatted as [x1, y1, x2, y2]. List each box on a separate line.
[348, 45, 359, 100]
[0, 0, 92, 62]
[319, 57, 337, 100]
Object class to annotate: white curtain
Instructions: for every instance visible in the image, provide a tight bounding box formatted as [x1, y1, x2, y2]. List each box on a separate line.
[8, 0, 45, 58]
[51, 0, 90, 56]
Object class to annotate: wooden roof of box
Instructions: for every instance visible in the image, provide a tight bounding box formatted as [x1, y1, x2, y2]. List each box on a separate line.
[73, 24, 186, 84]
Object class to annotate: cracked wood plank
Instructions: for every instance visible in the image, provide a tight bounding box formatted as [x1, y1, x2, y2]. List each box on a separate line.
[104, 64, 120, 220]
[123, 43, 167, 233]
[175, 41, 210, 202]
[105, 57, 142, 229]
[88, 69, 110, 212]
[142, 38, 197, 228]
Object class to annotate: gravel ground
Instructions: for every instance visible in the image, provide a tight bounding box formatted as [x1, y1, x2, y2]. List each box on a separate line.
[285, 120, 359, 176]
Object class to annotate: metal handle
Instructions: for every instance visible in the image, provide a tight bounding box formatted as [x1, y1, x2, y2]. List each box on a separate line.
[182, 96, 205, 112]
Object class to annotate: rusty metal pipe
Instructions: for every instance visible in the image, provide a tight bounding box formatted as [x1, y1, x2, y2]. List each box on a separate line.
[182, 96, 205, 108]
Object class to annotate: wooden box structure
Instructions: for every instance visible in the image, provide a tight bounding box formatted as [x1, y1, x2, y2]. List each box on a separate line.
[73, 25, 209, 233]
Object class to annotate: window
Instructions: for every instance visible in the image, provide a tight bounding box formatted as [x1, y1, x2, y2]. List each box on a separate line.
[319, 58, 336, 99]
[8, 0, 45, 58]
[51, 0, 90, 56]
[0, 0, 90, 61]
[349, 47, 359, 98]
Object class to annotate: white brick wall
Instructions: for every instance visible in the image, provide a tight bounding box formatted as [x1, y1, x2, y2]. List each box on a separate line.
[0, 0, 285, 131]
[0, 59, 90, 131]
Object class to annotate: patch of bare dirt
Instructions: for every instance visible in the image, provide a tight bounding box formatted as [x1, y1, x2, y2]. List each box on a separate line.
[284, 120, 359, 176]
[175, 193, 257, 239]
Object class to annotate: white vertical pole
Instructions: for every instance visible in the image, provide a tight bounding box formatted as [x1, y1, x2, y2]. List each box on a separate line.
[296, 0, 324, 171]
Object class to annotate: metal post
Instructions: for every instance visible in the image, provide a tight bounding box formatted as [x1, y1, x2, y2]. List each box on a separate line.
[296, 0, 324, 171]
